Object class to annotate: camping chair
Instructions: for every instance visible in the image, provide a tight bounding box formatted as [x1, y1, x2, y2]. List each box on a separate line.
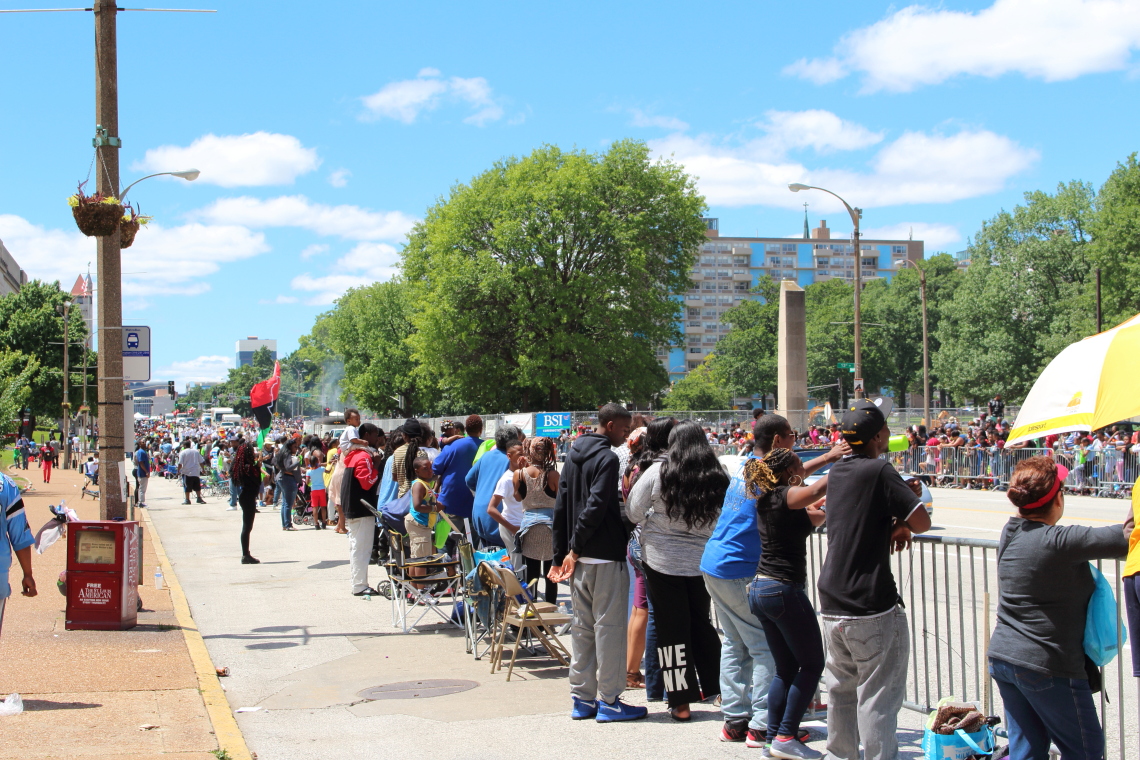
[361, 498, 462, 632]
[488, 566, 571, 681]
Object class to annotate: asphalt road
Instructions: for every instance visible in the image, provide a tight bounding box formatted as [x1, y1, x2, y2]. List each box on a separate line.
[928, 486, 1131, 541]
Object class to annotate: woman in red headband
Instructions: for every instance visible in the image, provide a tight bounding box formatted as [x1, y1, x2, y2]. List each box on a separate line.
[988, 456, 1128, 760]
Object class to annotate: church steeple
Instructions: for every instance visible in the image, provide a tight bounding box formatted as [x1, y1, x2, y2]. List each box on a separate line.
[802, 202, 810, 240]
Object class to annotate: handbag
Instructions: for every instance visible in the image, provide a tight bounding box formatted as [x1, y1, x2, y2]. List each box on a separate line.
[1084, 562, 1127, 667]
[921, 726, 994, 760]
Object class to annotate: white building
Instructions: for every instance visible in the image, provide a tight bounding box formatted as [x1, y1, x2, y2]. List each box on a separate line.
[236, 337, 277, 367]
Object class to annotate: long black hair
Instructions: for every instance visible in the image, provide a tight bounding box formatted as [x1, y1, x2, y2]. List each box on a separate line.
[659, 420, 729, 529]
[628, 416, 676, 478]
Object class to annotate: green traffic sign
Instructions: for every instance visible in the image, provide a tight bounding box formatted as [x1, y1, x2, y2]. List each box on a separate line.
[295, 393, 311, 398]
[837, 362, 855, 369]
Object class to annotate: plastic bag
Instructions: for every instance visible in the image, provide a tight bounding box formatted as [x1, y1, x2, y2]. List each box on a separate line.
[0, 693, 23, 717]
[922, 697, 994, 760]
[1085, 562, 1128, 666]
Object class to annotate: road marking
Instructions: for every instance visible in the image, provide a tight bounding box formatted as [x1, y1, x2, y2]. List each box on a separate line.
[140, 505, 253, 760]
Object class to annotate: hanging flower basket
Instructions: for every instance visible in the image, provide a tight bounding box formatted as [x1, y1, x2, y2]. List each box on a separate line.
[68, 181, 123, 237]
[119, 206, 151, 249]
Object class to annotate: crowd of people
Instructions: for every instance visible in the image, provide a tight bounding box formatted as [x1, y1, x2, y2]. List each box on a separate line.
[52, 398, 1137, 760]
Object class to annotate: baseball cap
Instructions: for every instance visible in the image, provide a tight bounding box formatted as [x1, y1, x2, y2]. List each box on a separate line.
[840, 400, 888, 446]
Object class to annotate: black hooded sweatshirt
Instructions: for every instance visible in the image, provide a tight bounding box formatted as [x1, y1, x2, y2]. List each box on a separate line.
[553, 433, 627, 564]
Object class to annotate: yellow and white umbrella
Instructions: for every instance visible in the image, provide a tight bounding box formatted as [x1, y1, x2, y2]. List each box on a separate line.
[1009, 313, 1140, 444]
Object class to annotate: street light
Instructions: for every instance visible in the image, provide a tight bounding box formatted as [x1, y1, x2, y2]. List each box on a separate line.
[789, 183, 866, 398]
[119, 169, 199, 201]
[56, 299, 73, 468]
[896, 259, 931, 430]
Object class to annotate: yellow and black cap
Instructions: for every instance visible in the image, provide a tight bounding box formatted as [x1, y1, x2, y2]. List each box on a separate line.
[840, 399, 888, 445]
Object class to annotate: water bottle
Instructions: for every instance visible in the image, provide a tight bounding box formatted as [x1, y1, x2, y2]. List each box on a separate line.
[154, 567, 164, 590]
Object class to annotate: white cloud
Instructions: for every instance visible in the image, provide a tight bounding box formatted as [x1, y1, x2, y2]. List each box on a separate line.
[155, 355, 234, 392]
[650, 127, 1037, 209]
[291, 242, 400, 305]
[300, 243, 329, 259]
[259, 294, 299, 305]
[198, 195, 416, 241]
[629, 109, 690, 131]
[360, 69, 505, 125]
[760, 110, 883, 155]
[0, 215, 269, 301]
[327, 168, 351, 188]
[133, 132, 320, 187]
[785, 0, 1140, 93]
[861, 223, 962, 251]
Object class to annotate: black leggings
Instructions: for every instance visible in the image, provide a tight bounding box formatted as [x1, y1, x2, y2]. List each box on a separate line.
[239, 484, 258, 557]
[523, 557, 557, 605]
[642, 562, 722, 708]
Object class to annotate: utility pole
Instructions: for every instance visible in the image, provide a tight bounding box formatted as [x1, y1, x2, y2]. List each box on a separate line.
[852, 216, 863, 398]
[918, 267, 930, 431]
[94, 0, 126, 520]
[60, 301, 71, 469]
[1096, 268, 1102, 333]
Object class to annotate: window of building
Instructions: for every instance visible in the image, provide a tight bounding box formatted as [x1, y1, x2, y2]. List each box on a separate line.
[700, 255, 716, 265]
[688, 320, 701, 327]
[688, 361, 701, 370]
[715, 255, 730, 265]
[734, 282, 749, 291]
[892, 245, 907, 254]
[716, 270, 730, 279]
[782, 243, 797, 253]
[703, 309, 718, 317]
[704, 322, 719, 330]
[717, 282, 731, 291]
[689, 347, 703, 354]
[703, 334, 717, 344]
[688, 307, 701, 317]
[701, 282, 716, 291]
[733, 255, 749, 266]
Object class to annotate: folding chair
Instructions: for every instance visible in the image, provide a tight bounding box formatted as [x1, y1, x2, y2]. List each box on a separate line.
[360, 498, 463, 632]
[488, 566, 571, 681]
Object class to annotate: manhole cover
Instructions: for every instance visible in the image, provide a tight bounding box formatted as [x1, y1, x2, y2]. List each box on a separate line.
[356, 679, 479, 701]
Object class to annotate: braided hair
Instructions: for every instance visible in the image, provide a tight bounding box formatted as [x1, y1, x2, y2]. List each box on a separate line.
[743, 447, 799, 499]
[230, 439, 257, 482]
[524, 436, 556, 472]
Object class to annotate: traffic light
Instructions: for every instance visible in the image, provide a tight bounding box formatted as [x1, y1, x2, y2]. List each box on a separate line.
[324, 407, 330, 415]
[168, 380, 176, 399]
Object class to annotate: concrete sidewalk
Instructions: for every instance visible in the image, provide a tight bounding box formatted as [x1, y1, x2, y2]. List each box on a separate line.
[0, 465, 228, 760]
[141, 474, 929, 760]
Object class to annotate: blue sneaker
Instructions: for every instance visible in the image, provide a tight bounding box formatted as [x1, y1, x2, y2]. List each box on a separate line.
[571, 697, 598, 720]
[595, 698, 648, 722]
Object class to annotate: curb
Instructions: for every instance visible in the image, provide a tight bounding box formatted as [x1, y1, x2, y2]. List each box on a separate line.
[139, 505, 254, 760]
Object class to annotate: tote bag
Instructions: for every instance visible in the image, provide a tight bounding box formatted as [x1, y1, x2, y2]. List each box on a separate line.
[921, 727, 994, 760]
[1084, 562, 1128, 667]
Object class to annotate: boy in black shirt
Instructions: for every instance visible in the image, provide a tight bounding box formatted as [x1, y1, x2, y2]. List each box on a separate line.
[818, 400, 930, 760]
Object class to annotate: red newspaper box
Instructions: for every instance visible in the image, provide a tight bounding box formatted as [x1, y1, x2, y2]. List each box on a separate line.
[65, 521, 140, 630]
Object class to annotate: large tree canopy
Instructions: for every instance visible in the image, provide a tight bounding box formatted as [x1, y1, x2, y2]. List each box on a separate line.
[710, 276, 779, 402]
[401, 140, 707, 411]
[1091, 152, 1140, 327]
[935, 181, 1096, 402]
[0, 279, 94, 419]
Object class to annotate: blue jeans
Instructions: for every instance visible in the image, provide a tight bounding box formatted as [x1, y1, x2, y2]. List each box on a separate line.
[748, 577, 824, 740]
[229, 479, 240, 507]
[703, 573, 774, 731]
[278, 475, 297, 528]
[645, 595, 664, 700]
[989, 657, 1103, 760]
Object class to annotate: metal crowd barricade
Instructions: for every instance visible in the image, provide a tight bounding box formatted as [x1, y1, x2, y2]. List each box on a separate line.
[888, 447, 1135, 498]
[805, 531, 1136, 760]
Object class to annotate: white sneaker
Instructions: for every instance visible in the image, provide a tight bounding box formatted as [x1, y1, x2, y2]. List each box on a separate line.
[226, 505, 237, 511]
[770, 738, 821, 760]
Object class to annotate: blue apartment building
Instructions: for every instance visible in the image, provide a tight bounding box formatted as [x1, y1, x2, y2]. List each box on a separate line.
[662, 217, 925, 382]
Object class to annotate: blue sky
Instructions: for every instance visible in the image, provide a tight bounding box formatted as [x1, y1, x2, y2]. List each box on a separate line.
[3, 0, 1139, 390]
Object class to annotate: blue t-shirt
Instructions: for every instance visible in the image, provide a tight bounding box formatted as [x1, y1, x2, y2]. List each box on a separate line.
[134, 449, 150, 472]
[431, 436, 481, 519]
[466, 448, 508, 548]
[699, 458, 761, 581]
[1, 473, 35, 599]
[308, 468, 325, 491]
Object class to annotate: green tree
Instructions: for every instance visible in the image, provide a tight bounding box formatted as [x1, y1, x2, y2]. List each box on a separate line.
[712, 276, 779, 402]
[862, 253, 963, 404]
[402, 140, 707, 411]
[935, 181, 1095, 402]
[0, 280, 93, 424]
[661, 358, 731, 411]
[322, 280, 421, 415]
[1090, 152, 1140, 327]
[0, 351, 40, 437]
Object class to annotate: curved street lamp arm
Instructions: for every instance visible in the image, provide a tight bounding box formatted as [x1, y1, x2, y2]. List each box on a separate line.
[119, 172, 170, 202]
[801, 185, 859, 229]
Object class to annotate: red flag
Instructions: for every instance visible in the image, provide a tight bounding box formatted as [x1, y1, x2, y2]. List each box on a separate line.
[250, 362, 281, 429]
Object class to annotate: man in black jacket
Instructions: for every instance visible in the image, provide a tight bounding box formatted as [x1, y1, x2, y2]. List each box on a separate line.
[552, 403, 646, 722]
